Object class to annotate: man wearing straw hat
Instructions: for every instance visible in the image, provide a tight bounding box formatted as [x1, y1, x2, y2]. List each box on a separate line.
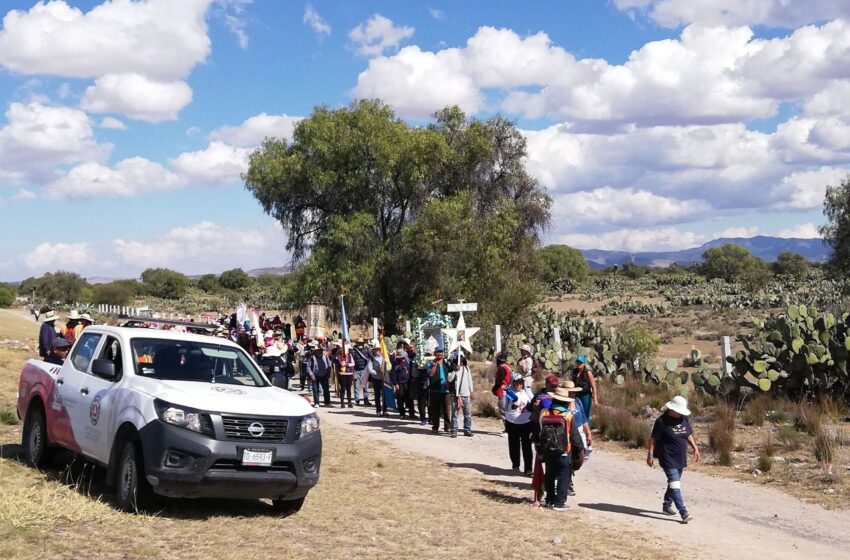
[538, 387, 585, 510]
[38, 309, 60, 359]
[647, 395, 700, 523]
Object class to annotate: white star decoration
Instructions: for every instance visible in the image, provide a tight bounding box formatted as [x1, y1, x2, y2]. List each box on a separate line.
[442, 312, 479, 355]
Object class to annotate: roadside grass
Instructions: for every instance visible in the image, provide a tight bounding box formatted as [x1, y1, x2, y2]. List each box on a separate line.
[708, 405, 736, 466]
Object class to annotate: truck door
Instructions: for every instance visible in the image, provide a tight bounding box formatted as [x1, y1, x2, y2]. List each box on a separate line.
[56, 332, 102, 450]
[75, 335, 126, 463]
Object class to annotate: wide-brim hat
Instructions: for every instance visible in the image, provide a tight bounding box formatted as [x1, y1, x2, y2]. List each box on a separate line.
[663, 395, 691, 416]
[67, 310, 80, 320]
[546, 387, 575, 403]
[80, 313, 93, 322]
[401, 337, 411, 345]
[42, 310, 59, 322]
[560, 380, 583, 392]
[276, 341, 290, 353]
[520, 344, 533, 354]
[263, 345, 282, 357]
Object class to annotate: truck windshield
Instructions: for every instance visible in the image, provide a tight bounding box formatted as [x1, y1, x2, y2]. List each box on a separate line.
[131, 338, 268, 387]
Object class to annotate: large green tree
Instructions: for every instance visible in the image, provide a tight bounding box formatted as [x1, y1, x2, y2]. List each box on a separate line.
[19, 271, 89, 305]
[820, 175, 850, 274]
[140, 268, 189, 299]
[773, 251, 810, 281]
[537, 244, 589, 290]
[219, 268, 252, 290]
[244, 100, 551, 330]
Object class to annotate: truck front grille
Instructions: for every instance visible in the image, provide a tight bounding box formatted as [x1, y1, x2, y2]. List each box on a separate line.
[221, 415, 288, 442]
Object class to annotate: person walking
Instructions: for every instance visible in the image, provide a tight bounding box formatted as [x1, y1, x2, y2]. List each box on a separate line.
[334, 343, 355, 408]
[307, 343, 333, 408]
[369, 342, 388, 416]
[647, 395, 700, 524]
[294, 315, 306, 340]
[426, 348, 452, 434]
[391, 344, 413, 419]
[405, 340, 428, 425]
[451, 355, 474, 437]
[259, 343, 287, 388]
[60, 310, 81, 345]
[539, 387, 585, 510]
[503, 374, 535, 474]
[38, 310, 60, 359]
[572, 355, 599, 427]
[561, 380, 591, 497]
[350, 338, 372, 407]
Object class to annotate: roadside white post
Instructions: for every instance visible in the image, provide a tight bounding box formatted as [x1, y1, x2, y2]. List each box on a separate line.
[720, 336, 733, 377]
[373, 317, 379, 341]
[405, 320, 411, 336]
[494, 324, 502, 354]
[553, 325, 563, 360]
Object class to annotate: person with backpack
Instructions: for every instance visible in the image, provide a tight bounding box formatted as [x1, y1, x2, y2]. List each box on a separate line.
[391, 343, 413, 419]
[307, 343, 333, 407]
[648, 395, 700, 524]
[502, 373, 535, 473]
[539, 387, 585, 510]
[572, 355, 599, 427]
[492, 352, 513, 425]
[369, 342, 388, 416]
[451, 355, 474, 437]
[561, 380, 591, 496]
[350, 338, 372, 407]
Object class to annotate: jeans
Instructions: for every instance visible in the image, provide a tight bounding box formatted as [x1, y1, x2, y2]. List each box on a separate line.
[543, 452, 573, 507]
[428, 392, 451, 431]
[578, 393, 593, 428]
[451, 395, 472, 433]
[354, 369, 371, 404]
[663, 468, 688, 517]
[371, 379, 386, 413]
[505, 421, 533, 471]
[395, 382, 413, 417]
[315, 376, 331, 406]
[338, 374, 353, 405]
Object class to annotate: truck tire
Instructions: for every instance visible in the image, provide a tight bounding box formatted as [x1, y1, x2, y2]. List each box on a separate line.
[272, 496, 305, 516]
[23, 405, 53, 468]
[115, 438, 152, 513]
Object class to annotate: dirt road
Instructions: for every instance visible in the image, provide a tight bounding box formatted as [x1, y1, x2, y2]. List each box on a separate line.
[319, 405, 850, 560]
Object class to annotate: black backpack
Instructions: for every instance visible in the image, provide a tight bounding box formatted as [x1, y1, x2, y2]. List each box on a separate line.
[539, 412, 569, 454]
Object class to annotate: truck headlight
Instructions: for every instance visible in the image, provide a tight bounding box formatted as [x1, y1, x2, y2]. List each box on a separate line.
[299, 414, 319, 438]
[154, 399, 214, 437]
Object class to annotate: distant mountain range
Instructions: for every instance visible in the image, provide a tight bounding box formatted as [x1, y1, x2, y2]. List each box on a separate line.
[582, 236, 830, 269]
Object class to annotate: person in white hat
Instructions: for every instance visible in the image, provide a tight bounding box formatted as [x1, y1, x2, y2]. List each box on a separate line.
[259, 343, 288, 388]
[647, 395, 700, 523]
[517, 344, 535, 387]
[61, 310, 82, 344]
[538, 386, 586, 511]
[38, 310, 60, 358]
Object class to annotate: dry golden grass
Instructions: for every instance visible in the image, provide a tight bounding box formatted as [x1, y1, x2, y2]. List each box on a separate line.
[0, 312, 670, 560]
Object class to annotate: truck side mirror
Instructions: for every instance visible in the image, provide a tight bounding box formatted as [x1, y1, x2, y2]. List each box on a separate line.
[91, 358, 117, 380]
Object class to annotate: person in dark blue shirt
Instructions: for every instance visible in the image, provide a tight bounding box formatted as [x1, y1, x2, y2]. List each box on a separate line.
[38, 310, 59, 359]
[647, 395, 701, 523]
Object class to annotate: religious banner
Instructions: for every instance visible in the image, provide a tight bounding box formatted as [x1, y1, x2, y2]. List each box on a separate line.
[306, 302, 326, 338]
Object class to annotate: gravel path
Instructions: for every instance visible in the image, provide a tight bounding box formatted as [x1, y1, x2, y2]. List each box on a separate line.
[319, 404, 850, 560]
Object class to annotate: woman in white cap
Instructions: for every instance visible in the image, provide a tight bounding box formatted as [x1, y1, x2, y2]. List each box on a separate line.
[647, 395, 700, 523]
[503, 373, 535, 475]
[517, 344, 535, 387]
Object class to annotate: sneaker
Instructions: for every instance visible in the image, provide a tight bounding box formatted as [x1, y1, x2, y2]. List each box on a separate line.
[662, 505, 677, 516]
[681, 514, 693, 524]
[523, 470, 533, 477]
[464, 431, 473, 437]
[348, 403, 354, 408]
[568, 488, 576, 496]
[552, 505, 569, 511]
[312, 403, 319, 408]
[420, 420, 427, 426]
[431, 427, 439, 434]
[451, 431, 458, 438]
[364, 401, 372, 407]
[381, 412, 389, 417]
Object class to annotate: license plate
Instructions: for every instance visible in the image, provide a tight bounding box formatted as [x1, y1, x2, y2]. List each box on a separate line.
[242, 449, 273, 467]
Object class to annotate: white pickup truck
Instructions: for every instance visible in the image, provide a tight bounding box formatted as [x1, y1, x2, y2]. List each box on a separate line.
[16, 326, 321, 513]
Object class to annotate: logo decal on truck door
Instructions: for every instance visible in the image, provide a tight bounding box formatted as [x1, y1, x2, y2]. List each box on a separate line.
[89, 393, 103, 425]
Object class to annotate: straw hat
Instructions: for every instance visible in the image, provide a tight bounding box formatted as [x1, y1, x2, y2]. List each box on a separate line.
[263, 345, 282, 358]
[520, 344, 533, 354]
[80, 313, 93, 322]
[42, 310, 59, 322]
[662, 395, 691, 416]
[67, 310, 80, 320]
[560, 380, 584, 392]
[546, 387, 575, 403]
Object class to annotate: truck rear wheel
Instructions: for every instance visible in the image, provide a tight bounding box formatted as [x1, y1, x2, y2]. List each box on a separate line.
[115, 438, 152, 513]
[272, 496, 305, 516]
[23, 406, 53, 468]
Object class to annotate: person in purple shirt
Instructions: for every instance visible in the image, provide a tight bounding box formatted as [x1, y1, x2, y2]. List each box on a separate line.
[38, 310, 59, 359]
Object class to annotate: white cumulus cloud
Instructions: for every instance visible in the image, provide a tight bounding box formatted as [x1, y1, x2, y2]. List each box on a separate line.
[613, 0, 850, 28]
[777, 223, 822, 238]
[43, 157, 184, 200]
[80, 73, 193, 122]
[349, 14, 414, 57]
[558, 227, 707, 252]
[24, 242, 96, 272]
[208, 113, 302, 147]
[170, 141, 252, 186]
[99, 116, 127, 130]
[303, 5, 330, 37]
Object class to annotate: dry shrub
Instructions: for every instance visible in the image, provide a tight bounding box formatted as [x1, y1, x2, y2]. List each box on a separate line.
[473, 393, 500, 418]
[818, 395, 847, 422]
[0, 410, 18, 425]
[596, 405, 650, 448]
[794, 402, 824, 436]
[709, 404, 736, 466]
[777, 424, 802, 450]
[761, 433, 777, 457]
[741, 395, 769, 427]
[813, 430, 834, 464]
[756, 453, 773, 473]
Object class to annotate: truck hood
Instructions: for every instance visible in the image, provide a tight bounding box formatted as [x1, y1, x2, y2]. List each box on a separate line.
[130, 378, 315, 417]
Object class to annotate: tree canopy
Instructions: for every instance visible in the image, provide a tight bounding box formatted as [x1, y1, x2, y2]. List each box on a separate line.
[219, 268, 252, 290]
[140, 268, 189, 299]
[244, 100, 551, 330]
[820, 175, 850, 275]
[19, 271, 89, 305]
[0, 283, 15, 308]
[537, 244, 589, 290]
[773, 251, 810, 281]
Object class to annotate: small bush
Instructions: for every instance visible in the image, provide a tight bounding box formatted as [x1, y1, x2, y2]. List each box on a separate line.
[473, 394, 500, 418]
[777, 425, 801, 450]
[813, 430, 834, 464]
[794, 403, 823, 436]
[709, 404, 736, 466]
[756, 454, 773, 473]
[818, 395, 847, 422]
[761, 434, 776, 457]
[596, 406, 649, 448]
[741, 396, 768, 427]
[0, 410, 18, 425]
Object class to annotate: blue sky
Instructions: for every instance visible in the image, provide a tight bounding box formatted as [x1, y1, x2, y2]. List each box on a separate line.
[0, 0, 848, 281]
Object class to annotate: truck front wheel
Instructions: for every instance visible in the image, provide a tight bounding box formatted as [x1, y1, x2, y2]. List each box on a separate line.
[23, 405, 53, 468]
[272, 496, 305, 516]
[115, 438, 152, 513]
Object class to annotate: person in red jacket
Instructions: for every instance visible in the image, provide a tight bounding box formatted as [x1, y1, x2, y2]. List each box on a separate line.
[492, 352, 513, 425]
